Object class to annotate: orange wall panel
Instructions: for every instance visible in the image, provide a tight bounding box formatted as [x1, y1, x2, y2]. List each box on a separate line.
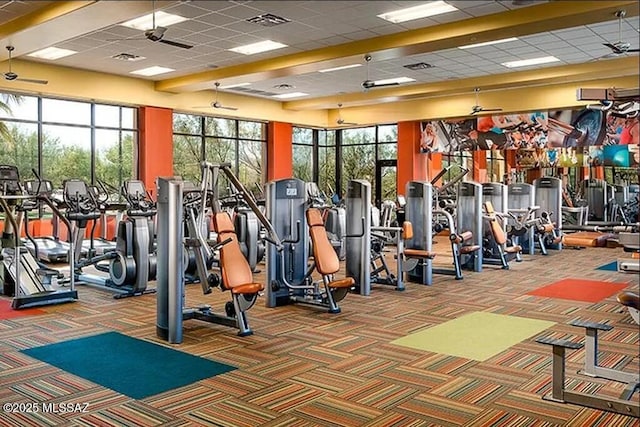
[139, 106, 174, 197]
[267, 121, 293, 181]
[397, 121, 430, 194]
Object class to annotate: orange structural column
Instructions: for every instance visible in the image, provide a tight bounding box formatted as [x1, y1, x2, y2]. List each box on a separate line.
[138, 106, 174, 197]
[473, 150, 487, 182]
[397, 121, 430, 194]
[267, 121, 293, 181]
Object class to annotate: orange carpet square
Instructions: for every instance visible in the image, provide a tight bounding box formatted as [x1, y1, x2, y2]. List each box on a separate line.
[0, 299, 46, 319]
[527, 278, 629, 303]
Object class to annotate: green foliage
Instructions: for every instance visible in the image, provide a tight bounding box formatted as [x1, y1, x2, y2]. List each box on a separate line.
[0, 93, 23, 141]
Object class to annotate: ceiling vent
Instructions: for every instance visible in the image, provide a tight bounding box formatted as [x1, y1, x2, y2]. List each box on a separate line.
[229, 86, 279, 97]
[247, 13, 291, 27]
[111, 53, 146, 62]
[403, 62, 434, 70]
[273, 83, 295, 90]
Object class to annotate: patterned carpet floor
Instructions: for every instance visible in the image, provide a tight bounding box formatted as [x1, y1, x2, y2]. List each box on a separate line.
[1, 246, 638, 426]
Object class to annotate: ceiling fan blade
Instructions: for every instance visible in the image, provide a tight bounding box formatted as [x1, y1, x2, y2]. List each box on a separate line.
[627, 48, 640, 52]
[483, 108, 503, 113]
[218, 105, 238, 111]
[603, 43, 623, 53]
[158, 39, 193, 49]
[16, 77, 48, 85]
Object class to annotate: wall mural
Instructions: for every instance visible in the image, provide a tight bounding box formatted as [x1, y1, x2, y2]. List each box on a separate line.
[421, 107, 639, 170]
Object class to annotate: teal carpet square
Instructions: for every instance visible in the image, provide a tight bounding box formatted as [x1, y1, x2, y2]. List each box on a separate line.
[21, 331, 236, 399]
[596, 261, 618, 271]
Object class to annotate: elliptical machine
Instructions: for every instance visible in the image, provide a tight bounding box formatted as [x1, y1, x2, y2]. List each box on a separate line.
[65, 179, 156, 299]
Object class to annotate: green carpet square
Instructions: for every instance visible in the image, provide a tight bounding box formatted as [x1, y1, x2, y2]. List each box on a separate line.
[21, 331, 236, 399]
[391, 312, 555, 361]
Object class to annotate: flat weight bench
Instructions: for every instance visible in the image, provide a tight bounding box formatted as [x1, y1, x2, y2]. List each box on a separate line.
[306, 208, 354, 313]
[536, 319, 640, 417]
[212, 212, 265, 336]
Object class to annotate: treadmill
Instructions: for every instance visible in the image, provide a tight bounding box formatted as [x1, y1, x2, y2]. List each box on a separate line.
[21, 180, 71, 263]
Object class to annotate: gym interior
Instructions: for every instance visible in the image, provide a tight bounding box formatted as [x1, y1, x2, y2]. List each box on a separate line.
[0, 1, 638, 426]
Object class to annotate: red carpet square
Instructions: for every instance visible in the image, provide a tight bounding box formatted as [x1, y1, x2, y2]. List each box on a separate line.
[0, 299, 46, 320]
[527, 278, 629, 303]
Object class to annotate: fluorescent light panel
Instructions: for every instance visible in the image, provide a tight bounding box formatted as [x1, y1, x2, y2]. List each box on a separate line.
[219, 82, 251, 89]
[121, 11, 188, 30]
[377, 1, 458, 23]
[501, 56, 560, 68]
[130, 66, 175, 76]
[458, 37, 519, 49]
[27, 47, 77, 60]
[273, 92, 308, 99]
[229, 40, 288, 55]
[318, 64, 362, 73]
[373, 77, 416, 85]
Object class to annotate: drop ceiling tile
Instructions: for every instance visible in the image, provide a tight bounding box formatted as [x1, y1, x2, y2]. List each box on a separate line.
[199, 25, 246, 40]
[463, 2, 509, 17]
[162, 2, 216, 19]
[195, 12, 244, 27]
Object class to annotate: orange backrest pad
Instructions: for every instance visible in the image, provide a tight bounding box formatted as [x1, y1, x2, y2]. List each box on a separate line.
[212, 212, 253, 289]
[306, 208, 339, 275]
[402, 221, 413, 240]
[484, 201, 507, 245]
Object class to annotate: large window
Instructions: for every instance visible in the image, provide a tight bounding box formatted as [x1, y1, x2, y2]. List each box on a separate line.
[172, 113, 266, 196]
[318, 130, 336, 197]
[293, 124, 397, 203]
[0, 92, 137, 190]
[292, 127, 313, 182]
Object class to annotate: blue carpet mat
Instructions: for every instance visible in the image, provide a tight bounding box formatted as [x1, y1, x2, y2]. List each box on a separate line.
[22, 331, 236, 399]
[596, 261, 618, 271]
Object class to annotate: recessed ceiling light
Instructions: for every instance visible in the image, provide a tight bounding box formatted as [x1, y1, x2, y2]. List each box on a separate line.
[501, 56, 560, 68]
[130, 66, 175, 76]
[228, 40, 288, 55]
[27, 47, 77, 60]
[458, 37, 519, 49]
[274, 83, 295, 90]
[121, 11, 188, 31]
[373, 77, 416, 85]
[272, 92, 309, 99]
[219, 82, 251, 89]
[318, 64, 362, 73]
[377, 1, 458, 24]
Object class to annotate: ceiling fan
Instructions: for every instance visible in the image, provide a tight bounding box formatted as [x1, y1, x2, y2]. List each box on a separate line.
[361, 54, 399, 91]
[109, 0, 193, 49]
[469, 87, 502, 115]
[194, 82, 238, 111]
[336, 103, 358, 126]
[3, 46, 48, 85]
[599, 10, 639, 59]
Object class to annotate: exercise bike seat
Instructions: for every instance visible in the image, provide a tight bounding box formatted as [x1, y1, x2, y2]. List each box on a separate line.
[212, 212, 264, 295]
[306, 208, 354, 288]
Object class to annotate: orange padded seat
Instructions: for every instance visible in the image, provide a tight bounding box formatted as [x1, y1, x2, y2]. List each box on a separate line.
[402, 221, 436, 259]
[212, 212, 264, 295]
[617, 291, 639, 310]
